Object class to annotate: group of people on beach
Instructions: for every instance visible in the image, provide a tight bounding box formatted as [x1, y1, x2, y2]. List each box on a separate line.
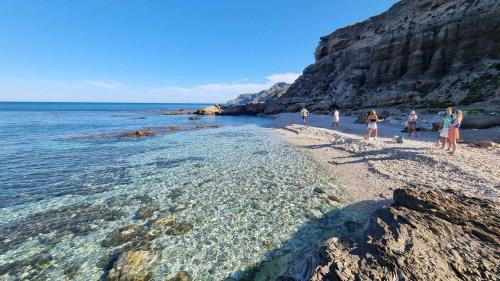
[300, 106, 464, 155]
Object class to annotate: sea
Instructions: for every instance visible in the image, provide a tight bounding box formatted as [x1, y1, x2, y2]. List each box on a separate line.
[0, 102, 344, 280]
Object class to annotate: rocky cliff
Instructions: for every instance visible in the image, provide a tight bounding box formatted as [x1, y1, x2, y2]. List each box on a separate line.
[279, 187, 500, 280]
[225, 0, 500, 115]
[227, 82, 290, 105]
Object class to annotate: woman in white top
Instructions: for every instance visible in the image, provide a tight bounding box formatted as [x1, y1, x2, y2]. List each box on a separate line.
[331, 108, 340, 129]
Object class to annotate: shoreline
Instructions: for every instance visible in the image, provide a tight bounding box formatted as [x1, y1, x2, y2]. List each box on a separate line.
[271, 113, 500, 211]
[269, 113, 499, 278]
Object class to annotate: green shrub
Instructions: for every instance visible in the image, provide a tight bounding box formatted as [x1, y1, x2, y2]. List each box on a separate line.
[428, 100, 453, 108]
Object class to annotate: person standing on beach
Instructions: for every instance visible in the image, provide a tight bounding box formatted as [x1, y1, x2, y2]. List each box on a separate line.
[447, 110, 463, 155]
[439, 107, 455, 149]
[331, 108, 340, 129]
[300, 107, 309, 124]
[365, 110, 379, 141]
[407, 111, 418, 137]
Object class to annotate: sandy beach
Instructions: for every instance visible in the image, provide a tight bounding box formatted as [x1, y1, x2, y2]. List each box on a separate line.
[272, 113, 500, 213]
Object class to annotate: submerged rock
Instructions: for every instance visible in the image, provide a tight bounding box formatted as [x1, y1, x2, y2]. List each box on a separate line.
[101, 225, 144, 247]
[64, 264, 80, 280]
[313, 187, 325, 194]
[309, 187, 500, 281]
[107, 250, 157, 281]
[169, 203, 189, 213]
[326, 194, 344, 203]
[165, 221, 193, 236]
[165, 271, 192, 281]
[123, 130, 155, 138]
[153, 214, 176, 227]
[135, 205, 161, 220]
[168, 188, 183, 200]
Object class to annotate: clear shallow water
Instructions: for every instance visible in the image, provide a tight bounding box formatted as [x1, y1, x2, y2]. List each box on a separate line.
[0, 102, 344, 280]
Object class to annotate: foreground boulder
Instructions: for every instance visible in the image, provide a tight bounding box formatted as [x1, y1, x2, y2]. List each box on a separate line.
[310, 187, 500, 281]
[107, 250, 157, 281]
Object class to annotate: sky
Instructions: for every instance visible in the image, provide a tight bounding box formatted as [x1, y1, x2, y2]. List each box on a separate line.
[0, 0, 398, 103]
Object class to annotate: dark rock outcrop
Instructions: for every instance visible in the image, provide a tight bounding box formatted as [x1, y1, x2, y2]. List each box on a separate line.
[309, 187, 500, 281]
[195, 104, 223, 115]
[224, 0, 500, 115]
[227, 82, 291, 105]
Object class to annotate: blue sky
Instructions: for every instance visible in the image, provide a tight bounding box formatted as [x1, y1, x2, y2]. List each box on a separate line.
[0, 0, 398, 103]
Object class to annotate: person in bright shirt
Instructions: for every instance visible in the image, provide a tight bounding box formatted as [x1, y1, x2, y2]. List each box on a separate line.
[439, 107, 455, 149]
[407, 111, 418, 137]
[447, 110, 463, 155]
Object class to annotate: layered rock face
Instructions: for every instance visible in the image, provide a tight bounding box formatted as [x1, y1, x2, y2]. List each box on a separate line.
[309, 187, 500, 281]
[225, 0, 500, 115]
[227, 82, 290, 105]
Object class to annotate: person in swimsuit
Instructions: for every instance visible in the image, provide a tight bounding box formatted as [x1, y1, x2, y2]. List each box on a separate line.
[439, 107, 455, 149]
[365, 110, 379, 141]
[331, 108, 340, 129]
[407, 111, 418, 137]
[300, 107, 309, 124]
[447, 110, 463, 155]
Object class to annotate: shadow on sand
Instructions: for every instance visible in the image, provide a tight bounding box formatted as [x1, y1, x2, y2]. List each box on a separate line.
[223, 198, 392, 281]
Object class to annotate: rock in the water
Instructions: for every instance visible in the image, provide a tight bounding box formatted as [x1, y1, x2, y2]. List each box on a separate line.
[188, 116, 200, 121]
[123, 131, 155, 138]
[313, 187, 325, 194]
[161, 109, 195, 115]
[107, 250, 157, 281]
[164, 271, 192, 281]
[326, 195, 344, 203]
[310, 187, 500, 281]
[153, 214, 176, 227]
[165, 221, 193, 236]
[101, 225, 144, 247]
[168, 188, 183, 200]
[195, 104, 223, 115]
[135, 205, 161, 220]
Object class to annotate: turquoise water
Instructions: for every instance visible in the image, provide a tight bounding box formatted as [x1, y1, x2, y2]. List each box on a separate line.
[0, 102, 343, 280]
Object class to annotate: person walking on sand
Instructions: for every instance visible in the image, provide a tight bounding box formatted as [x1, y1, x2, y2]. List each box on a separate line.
[331, 108, 340, 129]
[300, 107, 309, 124]
[447, 110, 463, 155]
[407, 111, 418, 137]
[365, 110, 379, 141]
[439, 107, 455, 149]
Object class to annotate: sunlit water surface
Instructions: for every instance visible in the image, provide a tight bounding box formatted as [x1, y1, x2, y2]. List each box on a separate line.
[0, 103, 344, 280]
